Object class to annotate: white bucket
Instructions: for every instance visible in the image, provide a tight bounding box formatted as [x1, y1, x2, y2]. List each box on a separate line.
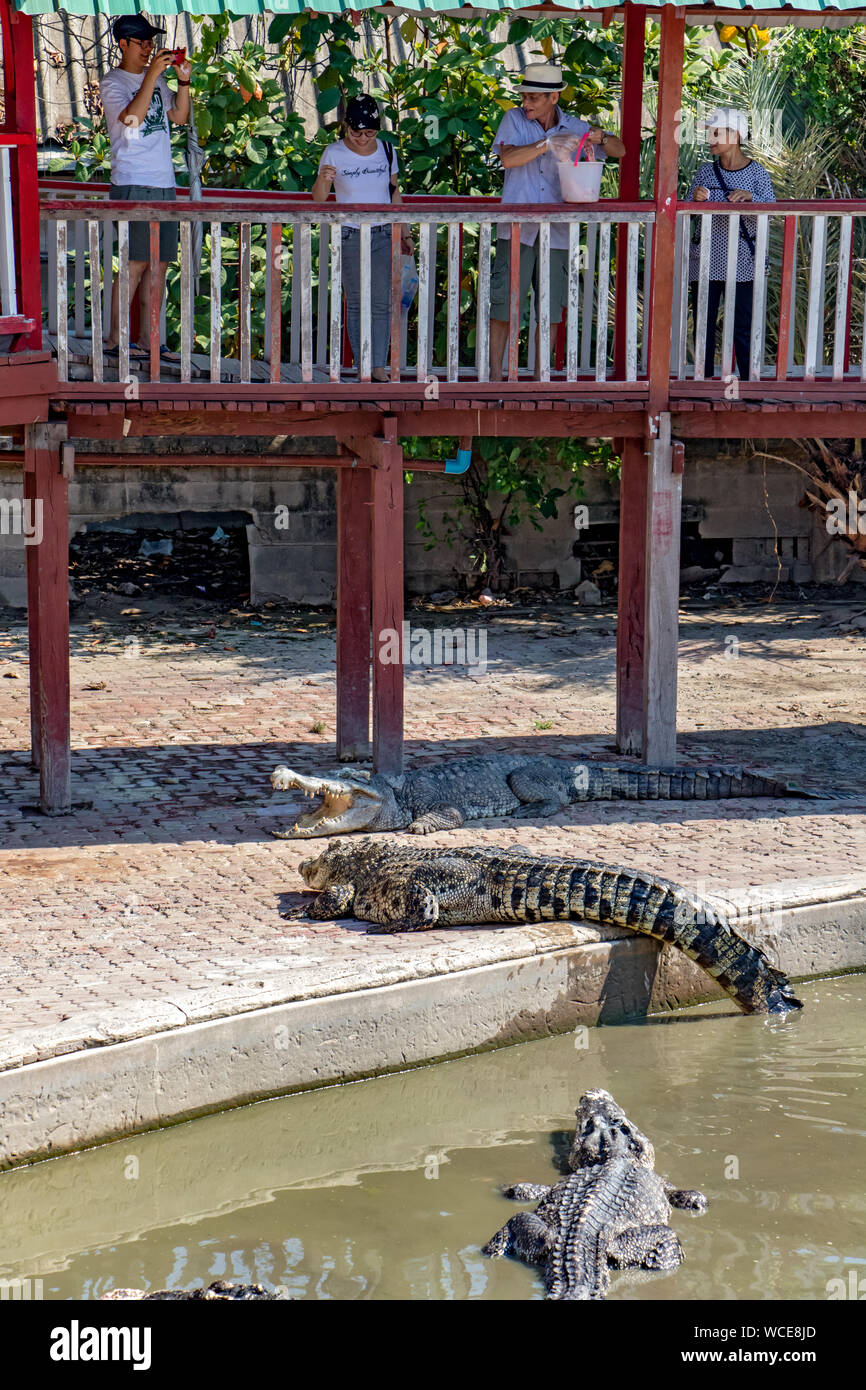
[557, 159, 604, 203]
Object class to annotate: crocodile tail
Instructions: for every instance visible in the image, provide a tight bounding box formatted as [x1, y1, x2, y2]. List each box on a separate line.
[632, 880, 803, 1015]
[547, 1197, 610, 1300]
[581, 764, 827, 801]
[562, 863, 802, 1015]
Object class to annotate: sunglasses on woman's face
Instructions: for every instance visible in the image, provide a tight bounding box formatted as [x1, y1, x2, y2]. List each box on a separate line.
[348, 125, 378, 135]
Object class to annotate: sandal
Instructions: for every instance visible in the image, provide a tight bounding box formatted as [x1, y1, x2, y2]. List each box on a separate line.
[159, 344, 182, 362]
[105, 342, 148, 361]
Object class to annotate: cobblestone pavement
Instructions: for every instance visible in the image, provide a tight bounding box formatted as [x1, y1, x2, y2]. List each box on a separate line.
[1, 594, 865, 1070]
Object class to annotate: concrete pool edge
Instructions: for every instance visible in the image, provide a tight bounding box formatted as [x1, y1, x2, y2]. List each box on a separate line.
[1, 882, 865, 1170]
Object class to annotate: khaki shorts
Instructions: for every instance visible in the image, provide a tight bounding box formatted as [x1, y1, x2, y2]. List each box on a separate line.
[489, 237, 569, 325]
[110, 184, 178, 264]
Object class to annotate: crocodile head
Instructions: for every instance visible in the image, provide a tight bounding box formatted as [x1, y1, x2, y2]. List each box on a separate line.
[270, 766, 403, 837]
[569, 1089, 655, 1171]
[299, 839, 357, 889]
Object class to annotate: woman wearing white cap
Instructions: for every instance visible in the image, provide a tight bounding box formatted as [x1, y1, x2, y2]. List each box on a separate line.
[687, 107, 775, 379]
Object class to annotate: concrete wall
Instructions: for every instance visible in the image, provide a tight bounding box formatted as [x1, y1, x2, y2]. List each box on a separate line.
[0, 441, 862, 607]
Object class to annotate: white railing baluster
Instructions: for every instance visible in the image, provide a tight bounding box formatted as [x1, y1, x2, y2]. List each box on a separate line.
[101, 218, 113, 338]
[416, 218, 431, 384]
[316, 221, 329, 368]
[74, 218, 86, 341]
[595, 219, 611, 383]
[88, 219, 103, 383]
[210, 220, 222, 383]
[359, 221, 372, 382]
[625, 218, 639, 383]
[329, 220, 342, 384]
[290, 222, 300, 365]
[693, 213, 712, 381]
[300, 221, 313, 383]
[721, 213, 739, 381]
[580, 222, 597, 372]
[56, 219, 67, 380]
[537, 219, 551, 383]
[447, 221, 460, 383]
[239, 221, 251, 384]
[0, 147, 16, 315]
[833, 214, 852, 382]
[426, 222, 437, 373]
[749, 213, 769, 381]
[118, 220, 129, 385]
[566, 219, 581, 382]
[477, 220, 491, 383]
[642, 221, 653, 376]
[805, 214, 826, 381]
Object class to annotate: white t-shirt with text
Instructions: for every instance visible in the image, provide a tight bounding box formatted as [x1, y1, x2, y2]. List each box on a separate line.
[100, 67, 176, 187]
[318, 139, 398, 228]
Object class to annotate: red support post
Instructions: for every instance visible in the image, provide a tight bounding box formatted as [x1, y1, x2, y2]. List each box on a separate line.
[3, 4, 42, 349]
[616, 5, 684, 761]
[148, 221, 161, 381]
[615, 436, 648, 753]
[613, 3, 646, 381]
[24, 422, 71, 812]
[646, 5, 685, 418]
[336, 465, 372, 761]
[370, 422, 404, 773]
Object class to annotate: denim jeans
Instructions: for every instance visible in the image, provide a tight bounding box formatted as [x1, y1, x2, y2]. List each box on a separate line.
[342, 225, 392, 370]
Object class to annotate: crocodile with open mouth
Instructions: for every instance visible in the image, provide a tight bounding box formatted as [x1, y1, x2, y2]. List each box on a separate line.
[271, 753, 826, 838]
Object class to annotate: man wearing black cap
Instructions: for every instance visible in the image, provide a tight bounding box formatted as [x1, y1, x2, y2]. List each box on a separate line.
[100, 16, 192, 361]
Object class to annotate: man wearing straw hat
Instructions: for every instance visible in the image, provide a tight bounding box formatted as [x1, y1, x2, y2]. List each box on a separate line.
[489, 62, 624, 381]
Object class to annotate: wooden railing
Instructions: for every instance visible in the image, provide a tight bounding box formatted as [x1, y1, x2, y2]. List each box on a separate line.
[673, 201, 866, 386]
[39, 190, 654, 391]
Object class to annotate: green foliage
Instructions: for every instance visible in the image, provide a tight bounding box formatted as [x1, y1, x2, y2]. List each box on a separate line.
[404, 435, 614, 591]
[49, 115, 112, 181]
[770, 26, 866, 158]
[186, 15, 316, 191]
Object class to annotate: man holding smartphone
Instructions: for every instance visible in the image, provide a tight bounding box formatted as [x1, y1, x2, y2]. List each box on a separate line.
[100, 15, 191, 362]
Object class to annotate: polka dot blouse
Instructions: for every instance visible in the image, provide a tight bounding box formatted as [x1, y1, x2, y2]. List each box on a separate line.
[686, 159, 776, 282]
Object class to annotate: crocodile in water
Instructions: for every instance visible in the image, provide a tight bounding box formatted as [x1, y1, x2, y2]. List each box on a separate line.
[482, 1088, 708, 1300]
[296, 840, 802, 1014]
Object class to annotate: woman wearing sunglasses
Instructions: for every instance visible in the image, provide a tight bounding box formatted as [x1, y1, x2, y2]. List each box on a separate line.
[312, 95, 411, 381]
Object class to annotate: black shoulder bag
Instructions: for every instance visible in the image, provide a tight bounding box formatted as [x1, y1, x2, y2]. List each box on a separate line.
[384, 140, 397, 201]
[711, 158, 756, 257]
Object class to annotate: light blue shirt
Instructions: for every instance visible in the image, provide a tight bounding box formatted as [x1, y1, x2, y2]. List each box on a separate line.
[492, 105, 604, 249]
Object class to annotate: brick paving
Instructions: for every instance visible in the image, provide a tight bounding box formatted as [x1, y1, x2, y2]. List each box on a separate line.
[1, 594, 865, 1071]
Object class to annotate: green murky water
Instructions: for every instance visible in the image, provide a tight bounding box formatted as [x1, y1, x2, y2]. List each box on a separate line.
[1, 976, 863, 1301]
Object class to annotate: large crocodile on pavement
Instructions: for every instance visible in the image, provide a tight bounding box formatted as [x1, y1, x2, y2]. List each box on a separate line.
[271, 753, 827, 838]
[295, 840, 803, 1014]
[482, 1088, 708, 1300]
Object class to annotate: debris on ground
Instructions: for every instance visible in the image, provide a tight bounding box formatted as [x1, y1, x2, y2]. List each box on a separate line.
[70, 527, 250, 604]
